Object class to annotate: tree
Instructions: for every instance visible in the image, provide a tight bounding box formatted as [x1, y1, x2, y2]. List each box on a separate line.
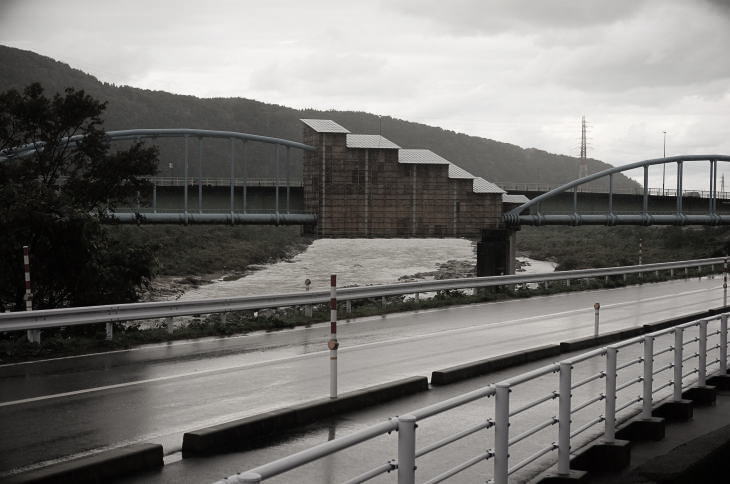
[0, 83, 159, 310]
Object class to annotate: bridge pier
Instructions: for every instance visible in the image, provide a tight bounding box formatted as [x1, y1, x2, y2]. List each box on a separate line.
[476, 229, 516, 277]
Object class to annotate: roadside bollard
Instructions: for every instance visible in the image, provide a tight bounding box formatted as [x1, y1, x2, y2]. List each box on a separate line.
[594, 302, 600, 337]
[722, 257, 727, 308]
[304, 278, 312, 318]
[22, 246, 41, 344]
[329, 275, 339, 399]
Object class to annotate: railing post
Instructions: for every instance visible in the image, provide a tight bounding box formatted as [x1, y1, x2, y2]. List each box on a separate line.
[494, 383, 510, 484]
[558, 362, 572, 475]
[397, 415, 417, 484]
[674, 327, 684, 400]
[605, 347, 617, 443]
[329, 274, 339, 399]
[722, 314, 728, 374]
[642, 335, 654, 419]
[698, 320, 708, 386]
[594, 302, 600, 338]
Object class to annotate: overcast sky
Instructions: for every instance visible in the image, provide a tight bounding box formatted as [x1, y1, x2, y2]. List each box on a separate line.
[1, 0, 729, 189]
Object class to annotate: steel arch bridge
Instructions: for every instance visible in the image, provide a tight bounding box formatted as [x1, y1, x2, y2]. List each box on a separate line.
[504, 154, 730, 227]
[2, 128, 317, 225]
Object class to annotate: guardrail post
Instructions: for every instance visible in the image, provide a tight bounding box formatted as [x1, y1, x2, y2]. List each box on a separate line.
[558, 362, 572, 475]
[329, 275, 339, 399]
[105, 322, 113, 341]
[722, 315, 728, 374]
[642, 335, 654, 418]
[594, 302, 601, 337]
[494, 383, 510, 484]
[397, 415, 417, 484]
[699, 320, 708, 386]
[605, 347, 617, 443]
[345, 299, 352, 314]
[674, 327, 684, 400]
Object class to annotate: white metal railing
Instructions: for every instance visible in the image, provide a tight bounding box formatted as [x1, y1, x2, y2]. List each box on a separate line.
[216, 313, 730, 484]
[0, 257, 726, 334]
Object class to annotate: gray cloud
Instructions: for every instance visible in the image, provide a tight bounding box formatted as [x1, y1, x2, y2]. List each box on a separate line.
[1, 0, 728, 188]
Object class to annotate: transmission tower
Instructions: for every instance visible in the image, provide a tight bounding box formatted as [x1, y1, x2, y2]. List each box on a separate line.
[578, 116, 588, 179]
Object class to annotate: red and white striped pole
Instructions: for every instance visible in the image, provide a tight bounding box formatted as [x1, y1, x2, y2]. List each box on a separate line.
[23, 246, 39, 343]
[328, 274, 339, 399]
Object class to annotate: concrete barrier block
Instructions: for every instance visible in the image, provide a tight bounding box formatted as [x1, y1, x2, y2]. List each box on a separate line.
[707, 374, 730, 390]
[559, 327, 644, 353]
[570, 439, 631, 473]
[182, 376, 428, 457]
[4, 443, 163, 484]
[615, 417, 665, 441]
[653, 399, 693, 421]
[537, 469, 589, 483]
[682, 385, 717, 406]
[430, 344, 561, 385]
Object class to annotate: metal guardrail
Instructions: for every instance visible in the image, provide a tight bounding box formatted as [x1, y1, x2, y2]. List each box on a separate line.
[0, 257, 725, 333]
[217, 312, 729, 484]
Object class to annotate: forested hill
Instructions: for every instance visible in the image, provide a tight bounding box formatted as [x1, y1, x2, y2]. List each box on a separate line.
[0, 45, 638, 188]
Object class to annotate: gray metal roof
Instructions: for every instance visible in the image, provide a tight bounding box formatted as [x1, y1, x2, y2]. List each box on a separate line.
[473, 177, 506, 194]
[300, 119, 350, 134]
[398, 149, 451, 165]
[448, 163, 475, 179]
[502, 194, 530, 204]
[346, 134, 400, 149]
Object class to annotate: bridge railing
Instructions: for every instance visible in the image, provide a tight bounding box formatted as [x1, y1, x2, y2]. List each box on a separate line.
[0, 257, 725, 333]
[147, 176, 303, 187]
[216, 312, 729, 484]
[497, 182, 730, 200]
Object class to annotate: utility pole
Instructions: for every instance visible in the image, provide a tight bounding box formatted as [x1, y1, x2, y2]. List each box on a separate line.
[662, 131, 667, 195]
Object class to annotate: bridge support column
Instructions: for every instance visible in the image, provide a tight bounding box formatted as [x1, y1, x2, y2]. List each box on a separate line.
[476, 229, 516, 277]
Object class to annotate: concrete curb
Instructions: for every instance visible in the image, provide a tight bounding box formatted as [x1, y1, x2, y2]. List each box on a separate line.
[4, 443, 163, 484]
[431, 344, 561, 385]
[432, 307, 727, 386]
[182, 376, 429, 457]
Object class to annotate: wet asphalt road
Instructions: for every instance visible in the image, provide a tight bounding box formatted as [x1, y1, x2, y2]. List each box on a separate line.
[0, 277, 722, 476]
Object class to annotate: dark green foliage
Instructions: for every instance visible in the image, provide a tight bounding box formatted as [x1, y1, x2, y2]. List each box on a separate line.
[0, 45, 639, 190]
[0, 83, 159, 310]
[107, 225, 311, 276]
[518, 226, 730, 271]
